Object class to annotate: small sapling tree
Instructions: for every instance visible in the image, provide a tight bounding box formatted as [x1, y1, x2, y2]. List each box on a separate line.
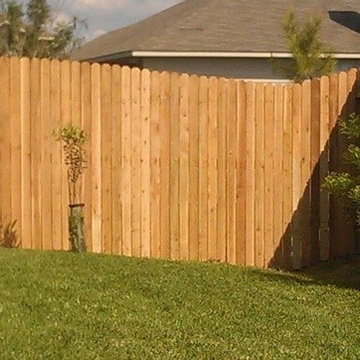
[273, 9, 336, 82]
[54, 123, 87, 252]
[324, 113, 360, 229]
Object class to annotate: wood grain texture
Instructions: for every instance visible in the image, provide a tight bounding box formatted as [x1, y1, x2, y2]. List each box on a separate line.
[0, 56, 357, 270]
[245, 82, 256, 266]
[179, 73, 190, 260]
[264, 84, 275, 267]
[170, 73, 180, 260]
[189, 75, 200, 261]
[159, 72, 171, 259]
[10, 57, 22, 247]
[236, 81, 247, 265]
[20, 57, 32, 249]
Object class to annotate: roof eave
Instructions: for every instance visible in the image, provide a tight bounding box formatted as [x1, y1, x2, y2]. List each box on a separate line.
[81, 51, 360, 62]
[131, 51, 360, 59]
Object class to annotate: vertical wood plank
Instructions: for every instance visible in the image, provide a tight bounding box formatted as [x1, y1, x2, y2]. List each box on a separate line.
[170, 73, 180, 260]
[101, 64, 112, 254]
[272, 84, 284, 267]
[310, 78, 321, 265]
[159, 71, 171, 259]
[131, 68, 141, 256]
[179, 73, 190, 260]
[208, 77, 218, 261]
[111, 65, 122, 255]
[81, 62, 92, 251]
[328, 73, 339, 259]
[90, 63, 102, 253]
[40, 58, 52, 250]
[0, 58, 11, 236]
[131, 68, 142, 257]
[189, 75, 200, 261]
[245, 82, 256, 266]
[30, 58, 42, 250]
[140, 68, 151, 257]
[264, 85, 275, 267]
[60, 60, 71, 250]
[300, 80, 311, 268]
[121, 66, 132, 256]
[226, 79, 237, 264]
[236, 81, 247, 265]
[282, 85, 293, 269]
[150, 71, 161, 258]
[20, 57, 32, 249]
[292, 83, 302, 270]
[9, 57, 22, 247]
[71, 61, 81, 127]
[254, 83, 265, 267]
[50, 60, 63, 250]
[198, 76, 209, 261]
[217, 78, 227, 262]
[264, 84, 275, 267]
[319, 76, 330, 261]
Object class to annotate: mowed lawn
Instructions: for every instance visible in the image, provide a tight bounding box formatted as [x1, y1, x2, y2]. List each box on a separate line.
[0, 249, 360, 359]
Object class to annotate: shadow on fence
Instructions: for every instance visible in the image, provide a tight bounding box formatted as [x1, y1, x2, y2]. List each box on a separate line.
[269, 77, 360, 270]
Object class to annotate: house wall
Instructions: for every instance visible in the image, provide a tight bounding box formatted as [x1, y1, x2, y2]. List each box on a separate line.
[140, 57, 360, 81]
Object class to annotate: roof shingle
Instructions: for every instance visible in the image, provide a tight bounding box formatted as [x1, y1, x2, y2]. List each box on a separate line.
[71, 0, 360, 61]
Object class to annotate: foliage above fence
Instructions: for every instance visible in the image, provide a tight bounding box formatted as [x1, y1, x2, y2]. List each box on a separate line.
[0, 56, 358, 269]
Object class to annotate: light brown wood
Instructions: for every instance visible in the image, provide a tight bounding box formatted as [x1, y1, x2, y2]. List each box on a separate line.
[300, 80, 311, 268]
[80, 61, 92, 252]
[226, 80, 237, 264]
[20, 57, 32, 249]
[169, 72, 180, 260]
[90, 63, 102, 253]
[150, 71, 161, 258]
[1, 56, 358, 270]
[245, 82, 256, 266]
[71, 61, 81, 127]
[236, 81, 247, 265]
[189, 75, 200, 261]
[254, 83, 265, 267]
[101, 64, 112, 254]
[159, 71, 171, 259]
[30, 58, 42, 250]
[198, 76, 209, 261]
[272, 84, 284, 268]
[131, 68, 142, 257]
[140, 69, 151, 257]
[110, 65, 122, 255]
[310, 78, 320, 265]
[217, 78, 227, 262]
[264, 84, 275, 267]
[40, 58, 52, 250]
[9, 57, 22, 248]
[0, 58, 11, 240]
[292, 83, 302, 270]
[208, 77, 218, 261]
[121, 66, 132, 256]
[60, 60, 71, 251]
[179, 73, 190, 260]
[282, 85, 293, 269]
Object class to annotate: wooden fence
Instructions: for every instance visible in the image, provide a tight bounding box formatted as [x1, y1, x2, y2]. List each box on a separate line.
[0, 56, 358, 269]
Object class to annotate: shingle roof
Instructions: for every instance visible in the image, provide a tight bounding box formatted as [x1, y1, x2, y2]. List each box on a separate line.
[71, 0, 360, 61]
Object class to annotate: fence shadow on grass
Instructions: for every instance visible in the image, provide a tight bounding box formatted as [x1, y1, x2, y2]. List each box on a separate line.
[269, 74, 360, 272]
[261, 254, 360, 291]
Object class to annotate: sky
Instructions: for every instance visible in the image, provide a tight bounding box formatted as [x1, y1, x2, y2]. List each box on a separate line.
[48, 0, 182, 41]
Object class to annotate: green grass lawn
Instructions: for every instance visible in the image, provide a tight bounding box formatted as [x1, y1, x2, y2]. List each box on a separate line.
[0, 249, 360, 360]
